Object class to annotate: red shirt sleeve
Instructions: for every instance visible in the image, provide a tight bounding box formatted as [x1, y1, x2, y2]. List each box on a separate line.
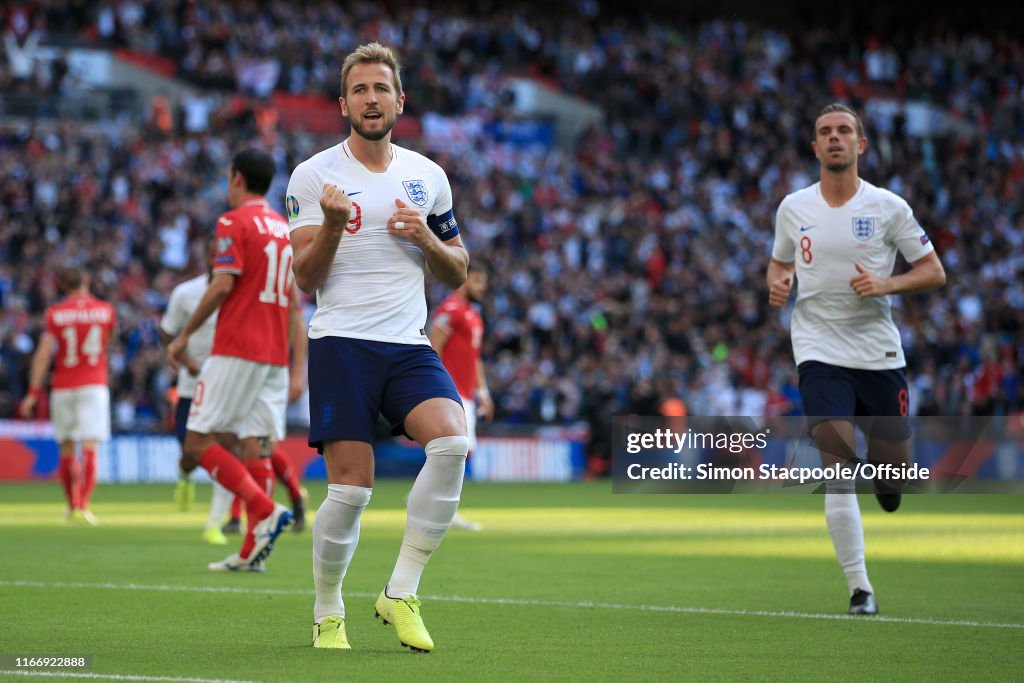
[435, 298, 465, 336]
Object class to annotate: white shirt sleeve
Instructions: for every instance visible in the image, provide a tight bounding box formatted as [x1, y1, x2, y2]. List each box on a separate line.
[888, 198, 935, 263]
[429, 163, 454, 217]
[770, 198, 796, 263]
[160, 286, 186, 336]
[286, 162, 326, 232]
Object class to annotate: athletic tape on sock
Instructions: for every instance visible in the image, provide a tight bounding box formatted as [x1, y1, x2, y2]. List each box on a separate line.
[327, 483, 372, 507]
[424, 435, 470, 458]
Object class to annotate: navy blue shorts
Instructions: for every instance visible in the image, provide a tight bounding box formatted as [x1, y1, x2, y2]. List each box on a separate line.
[175, 397, 192, 444]
[307, 337, 462, 450]
[798, 361, 910, 441]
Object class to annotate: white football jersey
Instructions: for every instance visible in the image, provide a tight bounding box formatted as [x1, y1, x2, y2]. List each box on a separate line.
[286, 140, 456, 345]
[772, 179, 934, 370]
[160, 274, 218, 398]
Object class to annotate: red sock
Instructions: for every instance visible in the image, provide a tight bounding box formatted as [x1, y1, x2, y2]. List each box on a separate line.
[59, 456, 82, 510]
[245, 457, 275, 499]
[198, 445, 274, 521]
[271, 448, 303, 499]
[80, 448, 97, 508]
[230, 496, 243, 521]
[239, 458, 274, 559]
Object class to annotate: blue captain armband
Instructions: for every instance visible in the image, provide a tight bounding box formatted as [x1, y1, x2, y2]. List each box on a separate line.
[427, 209, 460, 239]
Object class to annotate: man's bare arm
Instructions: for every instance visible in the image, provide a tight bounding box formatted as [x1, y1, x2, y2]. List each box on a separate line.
[291, 185, 350, 294]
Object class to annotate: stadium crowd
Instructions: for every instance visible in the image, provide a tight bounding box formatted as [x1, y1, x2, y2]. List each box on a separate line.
[1, 1, 1022, 464]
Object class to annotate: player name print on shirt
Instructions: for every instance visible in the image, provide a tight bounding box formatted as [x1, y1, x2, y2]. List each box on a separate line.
[51, 308, 114, 326]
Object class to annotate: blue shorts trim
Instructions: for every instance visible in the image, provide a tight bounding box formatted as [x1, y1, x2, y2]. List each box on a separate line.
[175, 397, 192, 444]
[307, 337, 462, 450]
[798, 361, 910, 441]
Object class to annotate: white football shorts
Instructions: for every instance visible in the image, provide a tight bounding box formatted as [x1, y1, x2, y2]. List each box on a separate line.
[186, 355, 287, 440]
[50, 385, 111, 443]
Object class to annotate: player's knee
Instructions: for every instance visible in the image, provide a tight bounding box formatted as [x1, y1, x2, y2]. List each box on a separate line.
[179, 449, 200, 473]
[424, 435, 470, 459]
[216, 432, 240, 455]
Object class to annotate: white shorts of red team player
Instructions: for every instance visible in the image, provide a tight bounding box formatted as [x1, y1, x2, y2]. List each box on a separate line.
[51, 385, 111, 443]
[185, 355, 287, 441]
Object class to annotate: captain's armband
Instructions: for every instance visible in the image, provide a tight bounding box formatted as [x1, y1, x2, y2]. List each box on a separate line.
[427, 209, 460, 240]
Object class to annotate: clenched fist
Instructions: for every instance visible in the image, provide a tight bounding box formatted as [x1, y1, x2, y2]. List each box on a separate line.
[320, 184, 352, 232]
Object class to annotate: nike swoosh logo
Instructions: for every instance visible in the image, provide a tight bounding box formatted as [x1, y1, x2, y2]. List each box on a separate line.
[799, 225, 816, 232]
[347, 191, 362, 196]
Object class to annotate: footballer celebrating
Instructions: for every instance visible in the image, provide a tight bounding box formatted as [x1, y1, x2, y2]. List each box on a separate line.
[288, 42, 470, 652]
[767, 103, 946, 615]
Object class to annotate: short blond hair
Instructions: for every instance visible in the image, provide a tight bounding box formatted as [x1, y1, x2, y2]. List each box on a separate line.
[340, 42, 403, 97]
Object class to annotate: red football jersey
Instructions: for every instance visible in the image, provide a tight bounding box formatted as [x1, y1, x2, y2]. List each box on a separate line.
[433, 293, 483, 399]
[210, 198, 293, 366]
[45, 293, 117, 389]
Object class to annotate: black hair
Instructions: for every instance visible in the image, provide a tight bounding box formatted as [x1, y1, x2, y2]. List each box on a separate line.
[230, 148, 275, 195]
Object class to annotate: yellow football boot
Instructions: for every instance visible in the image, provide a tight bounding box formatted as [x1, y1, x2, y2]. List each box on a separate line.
[374, 590, 434, 652]
[202, 526, 228, 545]
[69, 509, 99, 525]
[312, 616, 351, 649]
[174, 478, 195, 511]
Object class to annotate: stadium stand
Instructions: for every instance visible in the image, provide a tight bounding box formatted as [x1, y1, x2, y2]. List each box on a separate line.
[1, 1, 1021, 472]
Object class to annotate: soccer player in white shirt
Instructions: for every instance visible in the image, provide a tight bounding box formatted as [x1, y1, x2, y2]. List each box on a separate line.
[160, 242, 233, 545]
[288, 42, 470, 652]
[768, 103, 946, 615]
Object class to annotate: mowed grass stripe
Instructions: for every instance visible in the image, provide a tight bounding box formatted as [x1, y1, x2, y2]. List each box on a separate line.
[3, 579, 1022, 630]
[2, 503, 1020, 565]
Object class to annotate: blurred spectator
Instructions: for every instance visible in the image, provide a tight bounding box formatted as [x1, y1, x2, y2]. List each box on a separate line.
[0, 3, 1019, 472]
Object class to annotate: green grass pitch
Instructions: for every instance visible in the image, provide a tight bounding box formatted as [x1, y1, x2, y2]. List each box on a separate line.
[0, 481, 1021, 682]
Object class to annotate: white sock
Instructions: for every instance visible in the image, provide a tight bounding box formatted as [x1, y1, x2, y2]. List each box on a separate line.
[825, 479, 873, 595]
[205, 482, 234, 530]
[387, 436, 469, 598]
[313, 484, 372, 623]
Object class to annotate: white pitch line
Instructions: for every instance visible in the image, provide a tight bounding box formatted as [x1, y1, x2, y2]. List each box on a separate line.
[0, 580, 299, 596]
[402, 593, 1024, 630]
[4, 671, 260, 683]
[2, 579, 1022, 630]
